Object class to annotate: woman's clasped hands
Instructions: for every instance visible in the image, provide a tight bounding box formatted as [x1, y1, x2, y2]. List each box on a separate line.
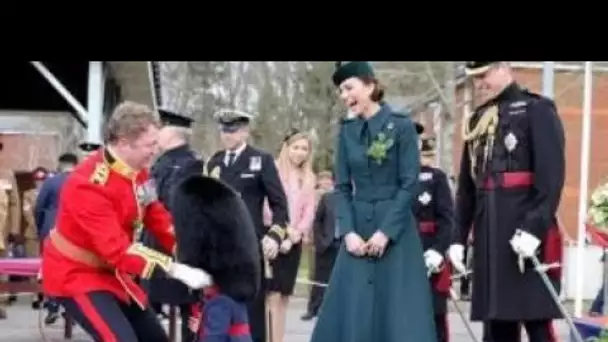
[344, 231, 389, 258]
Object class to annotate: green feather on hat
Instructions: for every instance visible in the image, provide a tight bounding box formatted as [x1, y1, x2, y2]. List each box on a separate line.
[332, 61, 376, 86]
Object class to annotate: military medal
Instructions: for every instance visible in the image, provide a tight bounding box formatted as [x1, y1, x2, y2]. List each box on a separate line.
[133, 220, 144, 242]
[418, 191, 431, 206]
[419, 172, 433, 181]
[249, 156, 261, 171]
[504, 132, 518, 152]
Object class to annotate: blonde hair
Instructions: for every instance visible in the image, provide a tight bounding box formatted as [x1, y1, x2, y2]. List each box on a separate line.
[275, 132, 316, 189]
[104, 101, 161, 143]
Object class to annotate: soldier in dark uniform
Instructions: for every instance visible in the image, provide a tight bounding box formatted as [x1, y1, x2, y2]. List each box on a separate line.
[448, 61, 565, 342]
[412, 125, 455, 342]
[205, 109, 289, 342]
[141, 108, 203, 342]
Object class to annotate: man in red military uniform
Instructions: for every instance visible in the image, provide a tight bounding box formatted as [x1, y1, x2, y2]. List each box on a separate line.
[41, 101, 212, 342]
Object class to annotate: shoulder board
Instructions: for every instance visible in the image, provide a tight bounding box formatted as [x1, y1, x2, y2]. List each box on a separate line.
[89, 163, 109, 185]
[522, 88, 548, 101]
[340, 117, 356, 125]
[390, 111, 408, 118]
[521, 89, 556, 108]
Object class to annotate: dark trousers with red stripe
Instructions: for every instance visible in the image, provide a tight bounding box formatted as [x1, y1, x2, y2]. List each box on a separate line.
[57, 291, 168, 342]
[487, 320, 556, 342]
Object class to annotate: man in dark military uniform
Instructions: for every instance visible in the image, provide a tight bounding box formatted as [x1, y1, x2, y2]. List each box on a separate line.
[205, 109, 289, 342]
[448, 62, 565, 342]
[141, 108, 203, 342]
[412, 126, 455, 342]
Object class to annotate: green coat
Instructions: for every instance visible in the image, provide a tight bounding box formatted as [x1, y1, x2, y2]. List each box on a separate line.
[310, 104, 437, 342]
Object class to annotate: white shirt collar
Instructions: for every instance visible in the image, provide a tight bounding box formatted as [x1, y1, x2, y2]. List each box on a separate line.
[224, 143, 247, 166]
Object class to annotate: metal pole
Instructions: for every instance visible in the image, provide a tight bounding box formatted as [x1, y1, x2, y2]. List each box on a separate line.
[441, 61, 456, 173]
[574, 61, 593, 317]
[30, 61, 88, 125]
[147, 61, 159, 111]
[542, 62, 555, 99]
[87, 62, 105, 144]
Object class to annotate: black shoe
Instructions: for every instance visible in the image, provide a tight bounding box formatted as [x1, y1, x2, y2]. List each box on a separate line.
[32, 300, 42, 310]
[44, 312, 60, 325]
[300, 312, 316, 321]
[7, 295, 17, 305]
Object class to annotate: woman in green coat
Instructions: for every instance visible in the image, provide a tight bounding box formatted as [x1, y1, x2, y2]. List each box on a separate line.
[310, 62, 437, 342]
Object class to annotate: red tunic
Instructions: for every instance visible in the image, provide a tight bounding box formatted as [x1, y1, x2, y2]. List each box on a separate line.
[41, 149, 175, 308]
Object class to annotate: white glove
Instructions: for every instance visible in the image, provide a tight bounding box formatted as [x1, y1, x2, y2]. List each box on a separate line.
[168, 262, 213, 289]
[287, 227, 302, 244]
[448, 244, 466, 274]
[261, 235, 279, 260]
[424, 249, 444, 273]
[510, 229, 541, 258]
[279, 239, 293, 254]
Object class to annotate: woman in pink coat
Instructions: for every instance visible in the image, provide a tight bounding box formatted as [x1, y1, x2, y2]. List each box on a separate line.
[264, 129, 317, 342]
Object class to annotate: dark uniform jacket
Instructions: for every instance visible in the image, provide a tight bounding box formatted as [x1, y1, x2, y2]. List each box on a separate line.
[205, 145, 289, 239]
[142, 145, 203, 305]
[313, 190, 338, 253]
[192, 287, 252, 342]
[454, 83, 565, 321]
[412, 165, 454, 314]
[35, 172, 71, 241]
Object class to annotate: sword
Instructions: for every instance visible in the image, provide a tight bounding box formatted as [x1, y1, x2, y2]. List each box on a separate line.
[448, 287, 481, 342]
[264, 258, 274, 342]
[529, 255, 584, 342]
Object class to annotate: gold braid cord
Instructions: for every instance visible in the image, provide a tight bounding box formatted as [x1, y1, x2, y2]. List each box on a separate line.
[461, 105, 499, 179]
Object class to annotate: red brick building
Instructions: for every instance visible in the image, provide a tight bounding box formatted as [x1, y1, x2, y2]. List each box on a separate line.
[450, 63, 608, 241]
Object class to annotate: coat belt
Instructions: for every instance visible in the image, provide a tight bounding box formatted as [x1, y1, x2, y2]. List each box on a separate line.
[48, 229, 110, 270]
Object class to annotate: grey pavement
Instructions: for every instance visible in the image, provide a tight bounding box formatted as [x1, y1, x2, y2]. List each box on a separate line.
[0, 297, 577, 341]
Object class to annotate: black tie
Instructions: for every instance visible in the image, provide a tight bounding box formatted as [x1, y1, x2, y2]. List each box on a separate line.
[227, 151, 236, 166]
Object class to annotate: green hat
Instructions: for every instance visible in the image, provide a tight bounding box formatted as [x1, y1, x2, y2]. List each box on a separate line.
[332, 61, 375, 87]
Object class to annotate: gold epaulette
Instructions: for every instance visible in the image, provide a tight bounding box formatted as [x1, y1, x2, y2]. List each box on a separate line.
[268, 224, 287, 240]
[90, 163, 110, 185]
[126, 243, 173, 279]
[461, 105, 499, 142]
[203, 161, 221, 179]
[461, 105, 500, 179]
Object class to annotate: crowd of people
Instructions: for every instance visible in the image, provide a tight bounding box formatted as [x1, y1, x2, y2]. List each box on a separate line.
[0, 60, 579, 342]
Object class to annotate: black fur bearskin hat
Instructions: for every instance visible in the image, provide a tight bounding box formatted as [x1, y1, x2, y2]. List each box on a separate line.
[171, 175, 261, 302]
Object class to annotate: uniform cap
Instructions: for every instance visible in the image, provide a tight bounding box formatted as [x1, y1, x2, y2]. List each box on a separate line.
[465, 61, 498, 76]
[420, 136, 436, 156]
[79, 141, 102, 152]
[332, 61, 375, 87]
[58, 153, 78, 164]
[213, 109, 255, 133]
[159, 109, 194, 128]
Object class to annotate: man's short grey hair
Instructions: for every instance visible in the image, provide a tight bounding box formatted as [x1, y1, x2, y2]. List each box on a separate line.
[164, 126, 192, 144]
